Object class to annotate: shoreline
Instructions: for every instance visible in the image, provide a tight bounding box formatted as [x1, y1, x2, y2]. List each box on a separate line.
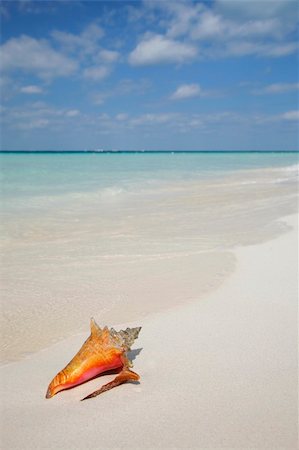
[1, 210, 296, 365]
[2, 162, 298, 363]
[1, 248, 238, 364]
[2, 150, 299, 153]
[1, 214, 298, 449]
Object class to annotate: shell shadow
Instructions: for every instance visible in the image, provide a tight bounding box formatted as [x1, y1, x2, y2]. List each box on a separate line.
[128, 347, 143, 362]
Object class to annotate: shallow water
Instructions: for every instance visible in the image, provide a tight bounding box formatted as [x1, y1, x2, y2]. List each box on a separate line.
[1, 152, 298, 361]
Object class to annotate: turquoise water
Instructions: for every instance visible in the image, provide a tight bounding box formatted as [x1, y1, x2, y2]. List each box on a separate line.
[1, 151, 298, 196]
[1, 152, 298, 361]
[1, 152, 298, 215]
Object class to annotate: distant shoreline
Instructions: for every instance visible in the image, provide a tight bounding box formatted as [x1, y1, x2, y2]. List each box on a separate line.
[1, 150, 298, 154]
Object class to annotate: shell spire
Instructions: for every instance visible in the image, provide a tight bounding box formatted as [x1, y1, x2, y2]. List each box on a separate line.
[110, 326, 142, 350]
[46, 318, 141, 400]
[90, 317, 101, 335]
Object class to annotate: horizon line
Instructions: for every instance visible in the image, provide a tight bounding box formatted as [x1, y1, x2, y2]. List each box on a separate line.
[1, 150, 298, 154]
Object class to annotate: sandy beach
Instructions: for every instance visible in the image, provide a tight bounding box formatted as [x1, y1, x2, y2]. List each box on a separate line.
[1, 214, 297, 450]
[2, 0, 299, 446]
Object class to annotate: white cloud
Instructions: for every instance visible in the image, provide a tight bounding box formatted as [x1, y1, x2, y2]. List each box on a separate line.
[83, 66, 110, 81]
[115, 113, 129, 121]
[253, 82, 299, 95]
[1, 35, 77, 79]
[129, 34, 197, 65]
[190, 11, 225, 40]
[262, 42, 298, 57]
[191, 11, 280, 41]
[17, 118, 50, 130]
[91, 78, 151, 105]
[281, 110, 299, 121]
[66, 109, 80, 117]
[27, 118, 49, 129]
[130, 112, 179, 126]
[51, 24, 119, 82]
[215, 0, 297, 21]
[171, 84, 202, 100]
[0, 3, 9, 19]
[141, 1, 298, 60]
[251, 110, 299, 124]
[164, 2, 204, 38]
[223, 41, 298, 58]
[17, 0, 57, 15]
[20, 85, 43, 94]
[92, 93, 107, 105]
[51, 23, 104, 55]
[126, 110, 243, 134]
[97, 49, 120, 63]
[3, 102, 83, 132]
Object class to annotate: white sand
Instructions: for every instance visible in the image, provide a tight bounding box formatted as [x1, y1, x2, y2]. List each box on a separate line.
[1, 215, 298, 449]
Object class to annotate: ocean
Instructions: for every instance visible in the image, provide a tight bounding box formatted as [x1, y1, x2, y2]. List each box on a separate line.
[1, 152, 298, 362]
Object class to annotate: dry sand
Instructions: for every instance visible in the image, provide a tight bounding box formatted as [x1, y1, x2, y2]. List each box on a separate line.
[1, 215, 298, 450]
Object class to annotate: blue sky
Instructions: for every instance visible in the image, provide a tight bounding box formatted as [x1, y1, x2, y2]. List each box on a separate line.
[1, 0, 298, 151]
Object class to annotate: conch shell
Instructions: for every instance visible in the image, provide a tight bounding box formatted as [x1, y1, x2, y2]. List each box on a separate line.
[46, 318, 141, 401]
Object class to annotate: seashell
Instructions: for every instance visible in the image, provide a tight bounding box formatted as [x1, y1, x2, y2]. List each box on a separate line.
[46, 318, 141, 401]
